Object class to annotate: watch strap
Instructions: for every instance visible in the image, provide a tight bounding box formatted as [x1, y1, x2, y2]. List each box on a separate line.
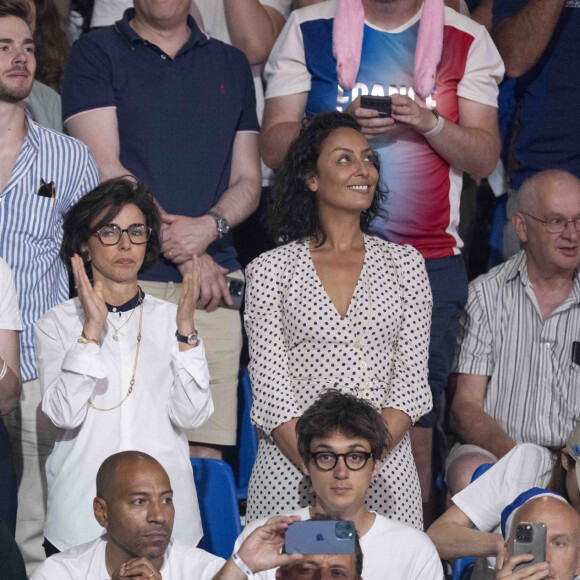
[175, 329, 199, 345]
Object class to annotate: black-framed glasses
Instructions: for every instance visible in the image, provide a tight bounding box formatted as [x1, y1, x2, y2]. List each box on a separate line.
[310, 451, 373, 471]
[93, 223, 152, 246]
[521, 212, 580, 233]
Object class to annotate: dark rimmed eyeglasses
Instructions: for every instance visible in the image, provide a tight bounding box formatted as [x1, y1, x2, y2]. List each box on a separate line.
[310, 451, 373, 471]
[92, 224, 152, 246]
[521, 212, 580, 233]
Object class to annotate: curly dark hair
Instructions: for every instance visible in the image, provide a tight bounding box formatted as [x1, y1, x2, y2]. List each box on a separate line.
[295, 389, 390, 466]
[60, 177, 162, 278]
[268, 111, 387, 246]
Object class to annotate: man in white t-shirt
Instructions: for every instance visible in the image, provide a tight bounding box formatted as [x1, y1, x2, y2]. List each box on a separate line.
[235, 390, 443, 580]
[30, 450, 306, 580]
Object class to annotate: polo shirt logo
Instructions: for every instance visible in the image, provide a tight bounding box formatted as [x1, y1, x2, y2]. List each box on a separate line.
[221, 84, 226, 95]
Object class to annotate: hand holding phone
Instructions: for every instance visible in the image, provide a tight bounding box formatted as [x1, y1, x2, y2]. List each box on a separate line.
[360, 95, 392, 118]
[284, 520, 355, 555]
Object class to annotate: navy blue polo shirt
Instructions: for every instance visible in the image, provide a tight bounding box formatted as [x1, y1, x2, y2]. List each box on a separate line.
[62, 9, 259, 281]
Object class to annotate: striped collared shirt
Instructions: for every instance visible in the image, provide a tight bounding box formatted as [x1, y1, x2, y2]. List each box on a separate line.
[453, 250, 580, 447]
[0, 115, 99, 381]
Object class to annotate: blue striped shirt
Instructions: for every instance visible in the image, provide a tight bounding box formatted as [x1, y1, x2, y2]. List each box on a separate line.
[0, 115, 99, 381]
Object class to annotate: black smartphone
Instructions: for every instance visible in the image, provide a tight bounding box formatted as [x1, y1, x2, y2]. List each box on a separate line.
[360, 95, 392, 117]
[218, 275, 245, 310]
[572, 341, 580, 366]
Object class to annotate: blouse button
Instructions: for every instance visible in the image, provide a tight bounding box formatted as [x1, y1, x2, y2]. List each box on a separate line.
[360, 360, 368, 370]
[353, 340, 361, 349]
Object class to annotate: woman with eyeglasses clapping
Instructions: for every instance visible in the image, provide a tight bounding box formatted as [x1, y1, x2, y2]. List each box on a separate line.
[35, 177, 213, 557]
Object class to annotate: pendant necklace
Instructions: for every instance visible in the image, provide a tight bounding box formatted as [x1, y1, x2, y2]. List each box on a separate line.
[106, 292, 141, 341]
[89, 290, 143, 412]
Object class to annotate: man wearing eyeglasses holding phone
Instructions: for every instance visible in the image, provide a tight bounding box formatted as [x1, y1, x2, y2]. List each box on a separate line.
[235, 391, 443, 580]
[447, 169, 580, 497]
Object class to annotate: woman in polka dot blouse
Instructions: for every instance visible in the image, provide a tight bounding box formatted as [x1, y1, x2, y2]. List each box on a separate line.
[244, 112, 433, 529]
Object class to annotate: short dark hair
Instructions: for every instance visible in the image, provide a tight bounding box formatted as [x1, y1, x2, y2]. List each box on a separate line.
[0, 0, 32, 24]
[280, 514, 363, 580]
[60, 177, 162, 277]
[268, 111, 387, 246]
[295, 390, 390, 465]
[96, 450, 162, 500]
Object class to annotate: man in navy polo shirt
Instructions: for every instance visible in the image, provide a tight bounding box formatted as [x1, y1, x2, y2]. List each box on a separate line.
[62, 0, 261, 458]
[492, 0, 580, 257]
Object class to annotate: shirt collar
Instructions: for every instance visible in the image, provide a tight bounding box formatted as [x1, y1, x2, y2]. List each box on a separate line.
[506, 249, 580, 304]
[105, 289, 145, 313]
[114, 8, 209, 52]
[23, 109, 40, 152]
[505, 250, 528, 284]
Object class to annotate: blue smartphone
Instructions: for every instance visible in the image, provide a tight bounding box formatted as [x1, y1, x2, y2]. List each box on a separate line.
[284, 520, 356, 555]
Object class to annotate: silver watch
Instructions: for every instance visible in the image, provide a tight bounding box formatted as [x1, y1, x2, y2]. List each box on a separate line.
[175, 330, 199, 345]
[208, 210, 230, 238]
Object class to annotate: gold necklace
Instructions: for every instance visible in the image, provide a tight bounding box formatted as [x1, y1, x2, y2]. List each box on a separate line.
[88, 291, 143, 412]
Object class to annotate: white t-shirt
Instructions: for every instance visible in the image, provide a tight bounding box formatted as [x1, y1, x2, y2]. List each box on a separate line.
[29, 536, 225, 580]
[0, 257, 22, 331]
[452, 444, 554, 533]
[235, 508, 444, 580]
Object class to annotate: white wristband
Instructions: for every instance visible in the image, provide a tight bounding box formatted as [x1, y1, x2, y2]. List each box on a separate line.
[232, 552, 254, 578]
[0, 360, 7, 381]
[422, 110, 445, 139]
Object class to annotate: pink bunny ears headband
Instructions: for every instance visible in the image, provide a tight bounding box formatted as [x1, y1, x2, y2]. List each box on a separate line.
[332, 0, 444, 100]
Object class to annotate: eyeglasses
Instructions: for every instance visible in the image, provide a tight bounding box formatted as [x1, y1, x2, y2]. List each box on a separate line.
[92, 224, 152, 246]
[521, 212, 580, 233]
[310, 451, 373, 471]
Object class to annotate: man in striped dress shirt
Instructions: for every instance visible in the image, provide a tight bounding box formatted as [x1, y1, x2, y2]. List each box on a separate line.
[447, 170, 580, 497]
[0, 1, 99, 573]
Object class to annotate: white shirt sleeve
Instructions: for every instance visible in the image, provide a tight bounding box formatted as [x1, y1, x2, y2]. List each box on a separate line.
[260, 0, 292, 19]
[167, 339, 214, 430]
[0, 258, 22, 331]
[452, 444, 553, 532]
[36, 311, 107, 430]
[456, 24, 505, 108]
[264, 10, 311, 100]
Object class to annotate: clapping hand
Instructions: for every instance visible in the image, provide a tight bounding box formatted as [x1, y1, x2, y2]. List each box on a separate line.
[176, 256, 201, 347]
[71, 254, 108, 342]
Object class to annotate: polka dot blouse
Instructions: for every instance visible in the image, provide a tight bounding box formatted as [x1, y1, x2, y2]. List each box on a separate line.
[244, 234, 433, 529]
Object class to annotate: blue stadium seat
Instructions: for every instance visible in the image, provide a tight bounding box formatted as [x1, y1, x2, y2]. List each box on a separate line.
[236, 368, 258, 499]
[191, 458, 242, 559]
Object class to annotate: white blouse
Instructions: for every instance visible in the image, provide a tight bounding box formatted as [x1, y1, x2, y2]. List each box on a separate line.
[35, 294, 213, 551]
[0, 257, 22, 331]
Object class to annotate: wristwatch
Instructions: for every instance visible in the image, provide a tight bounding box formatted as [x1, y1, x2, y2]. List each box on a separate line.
[207, 210, 230, 238]
[175, 329, 199, 345]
